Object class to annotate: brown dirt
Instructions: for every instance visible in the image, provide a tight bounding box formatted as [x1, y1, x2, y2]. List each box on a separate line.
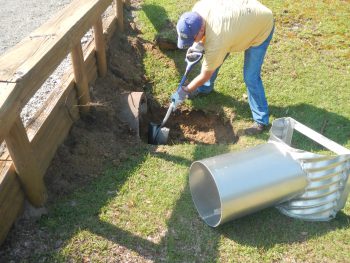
[41, 34, 147, 202]
[0, 1, 236, 261]
[140, 106, 236, 145]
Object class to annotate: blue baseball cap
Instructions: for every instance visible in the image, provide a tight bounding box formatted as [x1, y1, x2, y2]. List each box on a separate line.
[176, 12, 203, 49]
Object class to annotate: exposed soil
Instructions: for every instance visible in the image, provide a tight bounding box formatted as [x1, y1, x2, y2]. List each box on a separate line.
[0, 1, 236, 261]
[140, 105, 236, 145]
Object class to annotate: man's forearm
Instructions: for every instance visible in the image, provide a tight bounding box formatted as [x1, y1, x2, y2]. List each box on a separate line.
[187, 70, 214, 92]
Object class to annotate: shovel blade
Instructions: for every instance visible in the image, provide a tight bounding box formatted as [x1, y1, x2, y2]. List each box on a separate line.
[148, 122, 169, 145]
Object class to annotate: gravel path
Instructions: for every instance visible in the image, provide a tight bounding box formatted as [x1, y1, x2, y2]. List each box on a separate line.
[0, 0, 72, 55]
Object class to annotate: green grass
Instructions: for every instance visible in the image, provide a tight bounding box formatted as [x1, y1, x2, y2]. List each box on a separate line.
[28, 0, 350, 262]
[139, 0, 349, 150]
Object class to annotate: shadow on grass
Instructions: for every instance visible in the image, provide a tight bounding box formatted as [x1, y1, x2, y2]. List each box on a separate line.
[40, 137, 350, 262]
[142, 4, 171, 34]
[190, 90, 350, 151]
[219, 209, 350, 250]
[40, 145, 224, 262]
[142, 3, 198, 81]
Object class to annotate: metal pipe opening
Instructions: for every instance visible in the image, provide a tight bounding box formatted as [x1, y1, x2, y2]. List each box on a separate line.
[189, 162, 221, 227]
[189, 143, 308, 227]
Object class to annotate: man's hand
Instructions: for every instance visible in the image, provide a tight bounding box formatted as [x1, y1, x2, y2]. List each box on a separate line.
[171, 86, 190, 110]
[186, 42, 204, 61]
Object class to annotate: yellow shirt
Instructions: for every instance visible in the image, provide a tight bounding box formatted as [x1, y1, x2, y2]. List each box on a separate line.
[193, 0, 274, 71]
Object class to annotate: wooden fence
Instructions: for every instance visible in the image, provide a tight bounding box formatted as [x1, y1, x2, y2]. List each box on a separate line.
[0, 0, 126, 245]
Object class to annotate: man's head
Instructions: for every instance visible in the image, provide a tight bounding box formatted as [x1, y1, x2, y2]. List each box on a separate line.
[176, 12, 203, 49]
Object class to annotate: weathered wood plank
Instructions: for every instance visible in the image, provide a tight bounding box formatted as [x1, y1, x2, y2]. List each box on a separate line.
[0, 82, 18, 144]
[5, 117, 47, 206]
[104, 14, 118, 43]
[0, 162, 17, 206]
[33, 93, 78, 173]
[0, 166, 24, 245]
[29, 79, 78, 173]
[93, 17, 107, 77]
[0, 0, 112, 141]
[83, 35, 99, 82]
[71, 43, 91, 113]
[102, 2, 118, 42]
[115, 0, 124, 32]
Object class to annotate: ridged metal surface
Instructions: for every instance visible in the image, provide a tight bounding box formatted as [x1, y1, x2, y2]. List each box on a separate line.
[270, 117, 350, 221]
[189, 117, 350, 226]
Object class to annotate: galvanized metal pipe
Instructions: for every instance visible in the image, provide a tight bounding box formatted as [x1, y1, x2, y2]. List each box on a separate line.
[189, 117, 350, 227]
[190, 142, 308, 227]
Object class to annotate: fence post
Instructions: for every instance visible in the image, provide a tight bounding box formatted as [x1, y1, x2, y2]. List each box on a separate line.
[115, 0, 124, 32]
[93, 16, 107, 77]
[71, 43, 91, 113]
[5, 117, 47, 207]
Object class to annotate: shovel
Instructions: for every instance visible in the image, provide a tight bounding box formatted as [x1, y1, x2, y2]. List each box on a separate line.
[148, 52, 203, 145]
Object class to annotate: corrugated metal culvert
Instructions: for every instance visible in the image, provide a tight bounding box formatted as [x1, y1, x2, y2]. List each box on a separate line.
[189, 117, 350, 227]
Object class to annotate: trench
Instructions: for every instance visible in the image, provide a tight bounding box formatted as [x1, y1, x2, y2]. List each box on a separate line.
[140, 104, 238, 145]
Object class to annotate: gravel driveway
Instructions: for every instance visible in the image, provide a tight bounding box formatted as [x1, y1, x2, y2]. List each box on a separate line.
[0, 0, 72, 55]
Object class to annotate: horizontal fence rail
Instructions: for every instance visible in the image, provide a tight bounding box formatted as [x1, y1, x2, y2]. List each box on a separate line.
[0, 0, 127, 245]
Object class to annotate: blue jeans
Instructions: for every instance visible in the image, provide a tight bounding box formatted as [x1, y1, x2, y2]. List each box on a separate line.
[198, 27, 274, 125]
[196, 54, 228, 94]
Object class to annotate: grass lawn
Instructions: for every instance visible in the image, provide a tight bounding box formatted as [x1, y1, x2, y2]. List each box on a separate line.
[29, 0, 350, 262]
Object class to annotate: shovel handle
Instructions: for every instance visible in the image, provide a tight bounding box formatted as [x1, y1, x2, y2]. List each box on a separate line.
[185, 52, 203, 70]
[177, 52, 203, 90]
[177, 74, 188, 90]
[160, 102, 175, 127]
